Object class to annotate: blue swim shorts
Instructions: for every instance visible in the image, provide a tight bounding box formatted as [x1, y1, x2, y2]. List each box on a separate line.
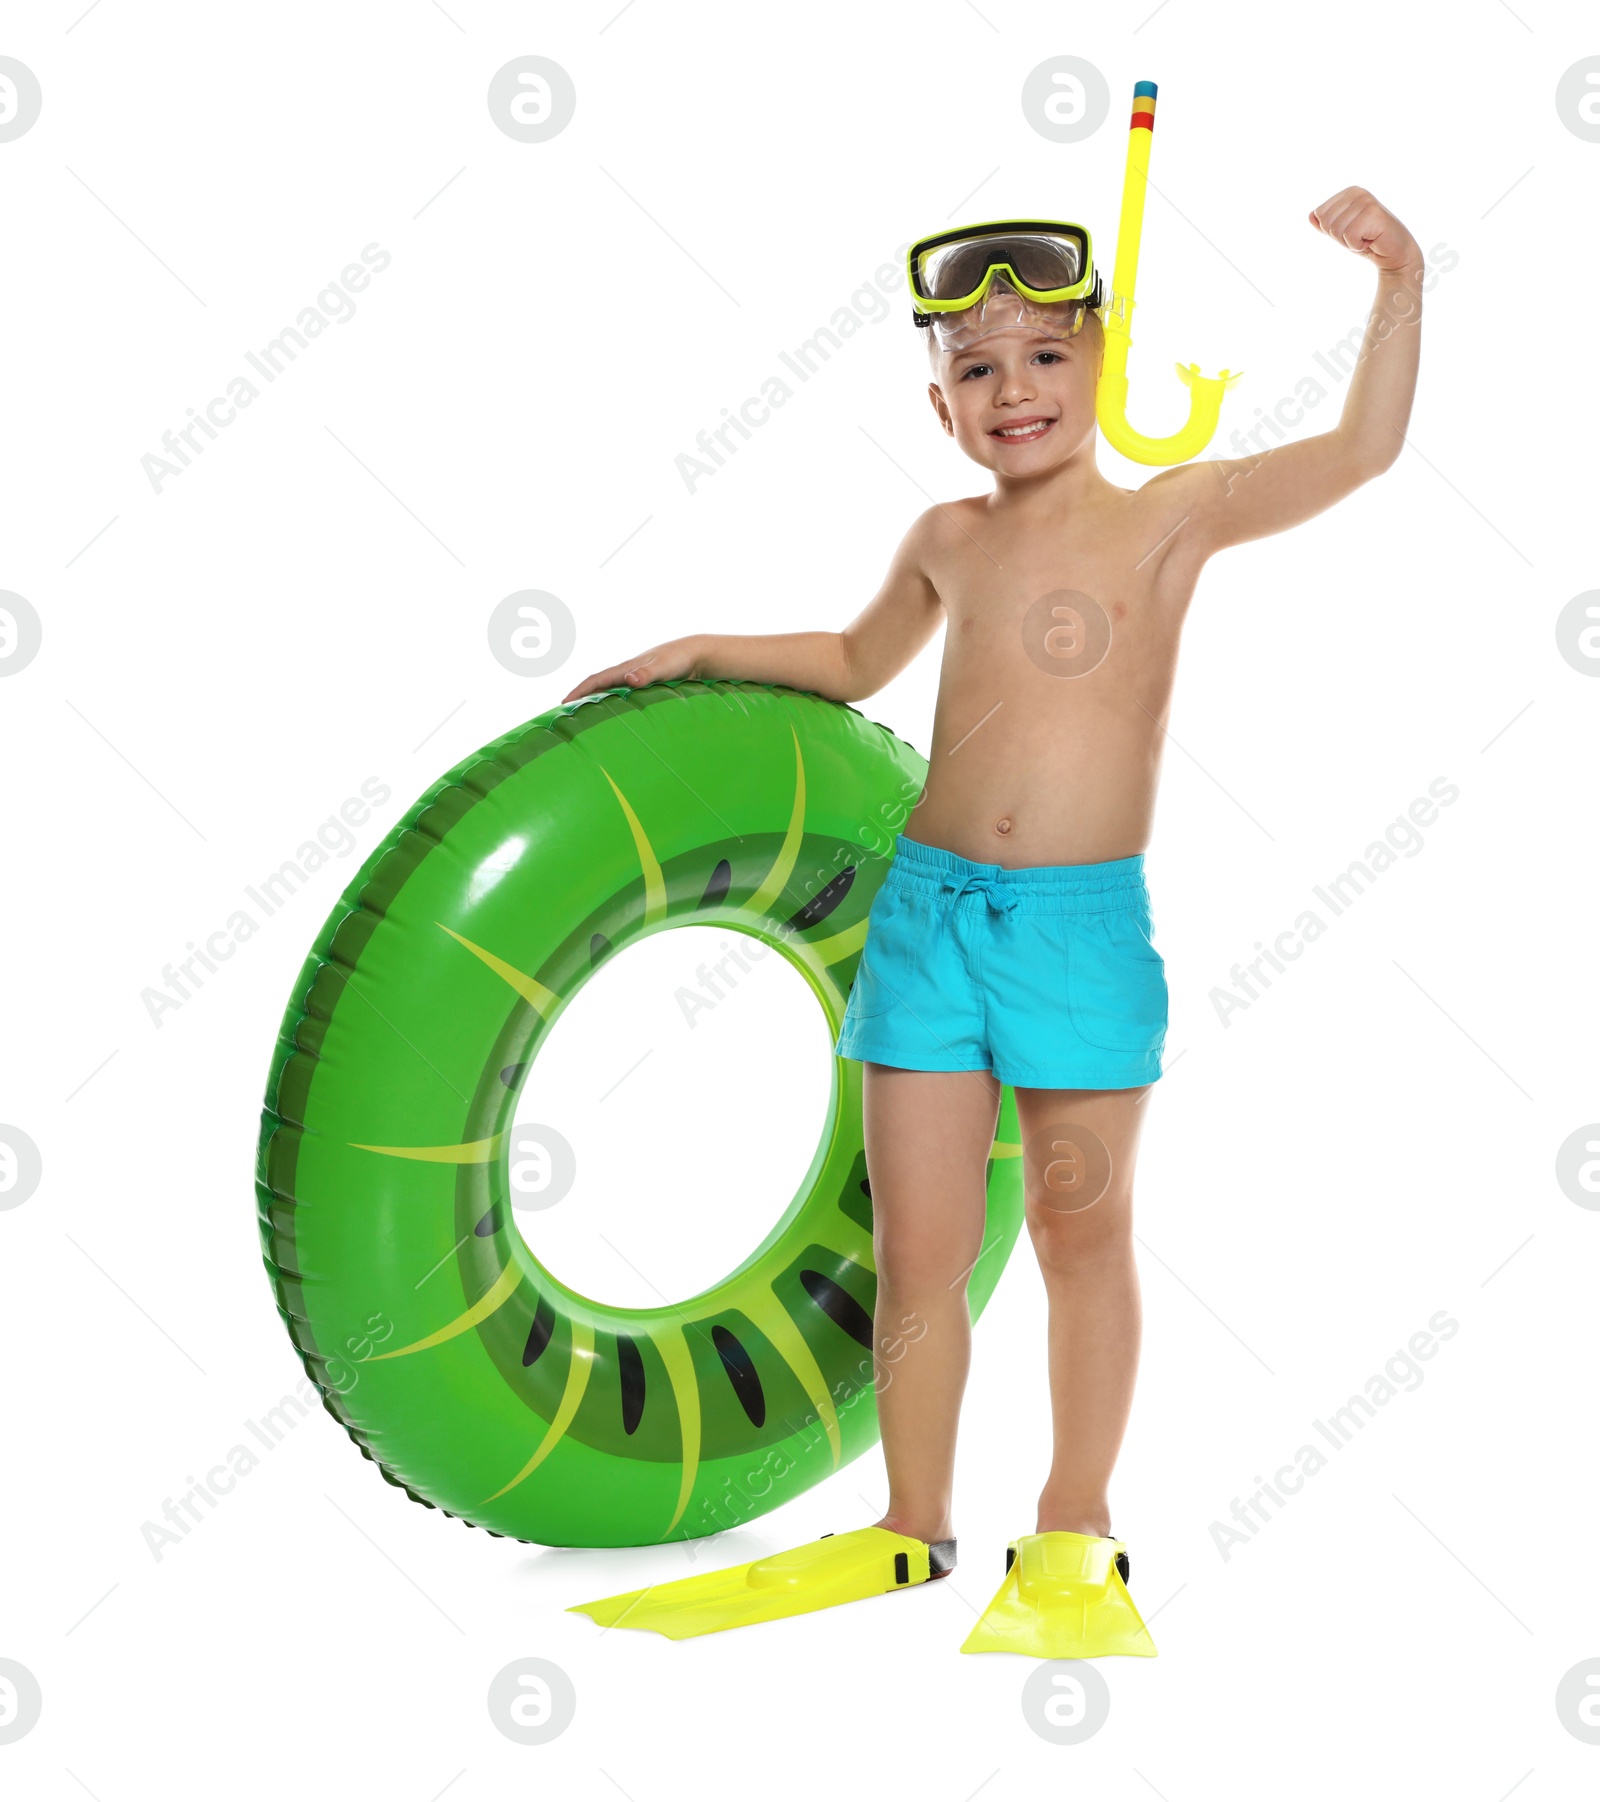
[834, 833, 1167, 1090]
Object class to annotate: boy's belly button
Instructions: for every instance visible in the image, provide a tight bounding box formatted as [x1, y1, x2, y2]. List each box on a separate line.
[994, 816, 1012, 836]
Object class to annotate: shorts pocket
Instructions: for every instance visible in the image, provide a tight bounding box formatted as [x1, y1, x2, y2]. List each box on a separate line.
[848, 882, 910, 1019]
[1064, 903, 1168, 1054]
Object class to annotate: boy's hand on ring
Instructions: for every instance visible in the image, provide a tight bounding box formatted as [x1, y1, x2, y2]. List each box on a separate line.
[560, 640, 696, 704]
[1308, 186, 1422, 274]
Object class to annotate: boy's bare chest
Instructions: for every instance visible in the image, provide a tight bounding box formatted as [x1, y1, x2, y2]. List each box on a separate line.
[929, 520, 1197, 693]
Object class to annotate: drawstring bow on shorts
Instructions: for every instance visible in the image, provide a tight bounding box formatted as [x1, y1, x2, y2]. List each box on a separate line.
[939, 867, 1020, 918]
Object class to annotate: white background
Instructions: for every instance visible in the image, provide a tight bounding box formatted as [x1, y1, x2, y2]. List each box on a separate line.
[2, 0, 1597, 1795]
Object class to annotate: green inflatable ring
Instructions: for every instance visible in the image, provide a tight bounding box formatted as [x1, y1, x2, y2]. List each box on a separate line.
[256, 680, 1025, 1548]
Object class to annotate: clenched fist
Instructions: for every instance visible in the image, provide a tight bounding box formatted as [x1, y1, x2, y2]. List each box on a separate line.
[1309, 187, 1422, 275]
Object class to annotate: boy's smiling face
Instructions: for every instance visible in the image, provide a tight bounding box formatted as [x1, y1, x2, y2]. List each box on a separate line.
[927, 311, 1104, 477]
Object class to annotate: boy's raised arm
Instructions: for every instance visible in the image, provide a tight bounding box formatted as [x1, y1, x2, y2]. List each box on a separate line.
[562, 514, 946, 705]
[1162, 188, 1425, 557]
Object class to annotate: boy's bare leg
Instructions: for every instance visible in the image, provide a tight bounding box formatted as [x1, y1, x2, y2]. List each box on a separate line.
[1012, 1084, 1154, 1539]
[862, 1063, 1001, 1546]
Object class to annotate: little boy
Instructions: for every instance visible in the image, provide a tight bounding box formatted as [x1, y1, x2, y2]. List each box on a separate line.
[565, 186, 1423, 1651]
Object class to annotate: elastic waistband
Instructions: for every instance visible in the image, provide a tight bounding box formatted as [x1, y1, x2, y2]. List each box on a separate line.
[887, 833, 1147, 917]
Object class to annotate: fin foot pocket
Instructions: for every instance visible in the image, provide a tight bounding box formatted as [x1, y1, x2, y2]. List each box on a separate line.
[961, 1531, 1157, 1660]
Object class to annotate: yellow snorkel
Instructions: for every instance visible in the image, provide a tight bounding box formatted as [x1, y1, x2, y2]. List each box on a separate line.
[1096, 80, 1241, 465]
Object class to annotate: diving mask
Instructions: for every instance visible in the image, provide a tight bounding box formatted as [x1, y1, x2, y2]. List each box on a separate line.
[908, 220, 1104, 353]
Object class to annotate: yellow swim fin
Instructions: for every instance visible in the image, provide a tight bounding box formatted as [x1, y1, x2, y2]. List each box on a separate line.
[569, 1526, 957, 1640]
[960, 1531, 1157, 1658]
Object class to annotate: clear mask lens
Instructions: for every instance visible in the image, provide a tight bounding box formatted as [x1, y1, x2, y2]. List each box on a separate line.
[930, 276, 1089, 354]
[917, 231, 1087, 304]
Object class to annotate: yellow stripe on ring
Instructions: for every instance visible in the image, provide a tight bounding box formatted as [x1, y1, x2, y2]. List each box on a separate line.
[481, 1319, 597, 1500]
[370, 1258, 524, 1360]
[804, 914, 868, 965]
[651, 1324, 703, 1537]
[437, 924, 561, 1017]
[600, 768, 667, 924]
[351, 1134, 504, 1163]
[746, 728, 806, 917]
[739, 1284, 842, 1466]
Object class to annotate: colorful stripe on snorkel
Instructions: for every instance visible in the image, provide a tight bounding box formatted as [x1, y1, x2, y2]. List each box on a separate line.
[1130, 79, 1156, 132]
